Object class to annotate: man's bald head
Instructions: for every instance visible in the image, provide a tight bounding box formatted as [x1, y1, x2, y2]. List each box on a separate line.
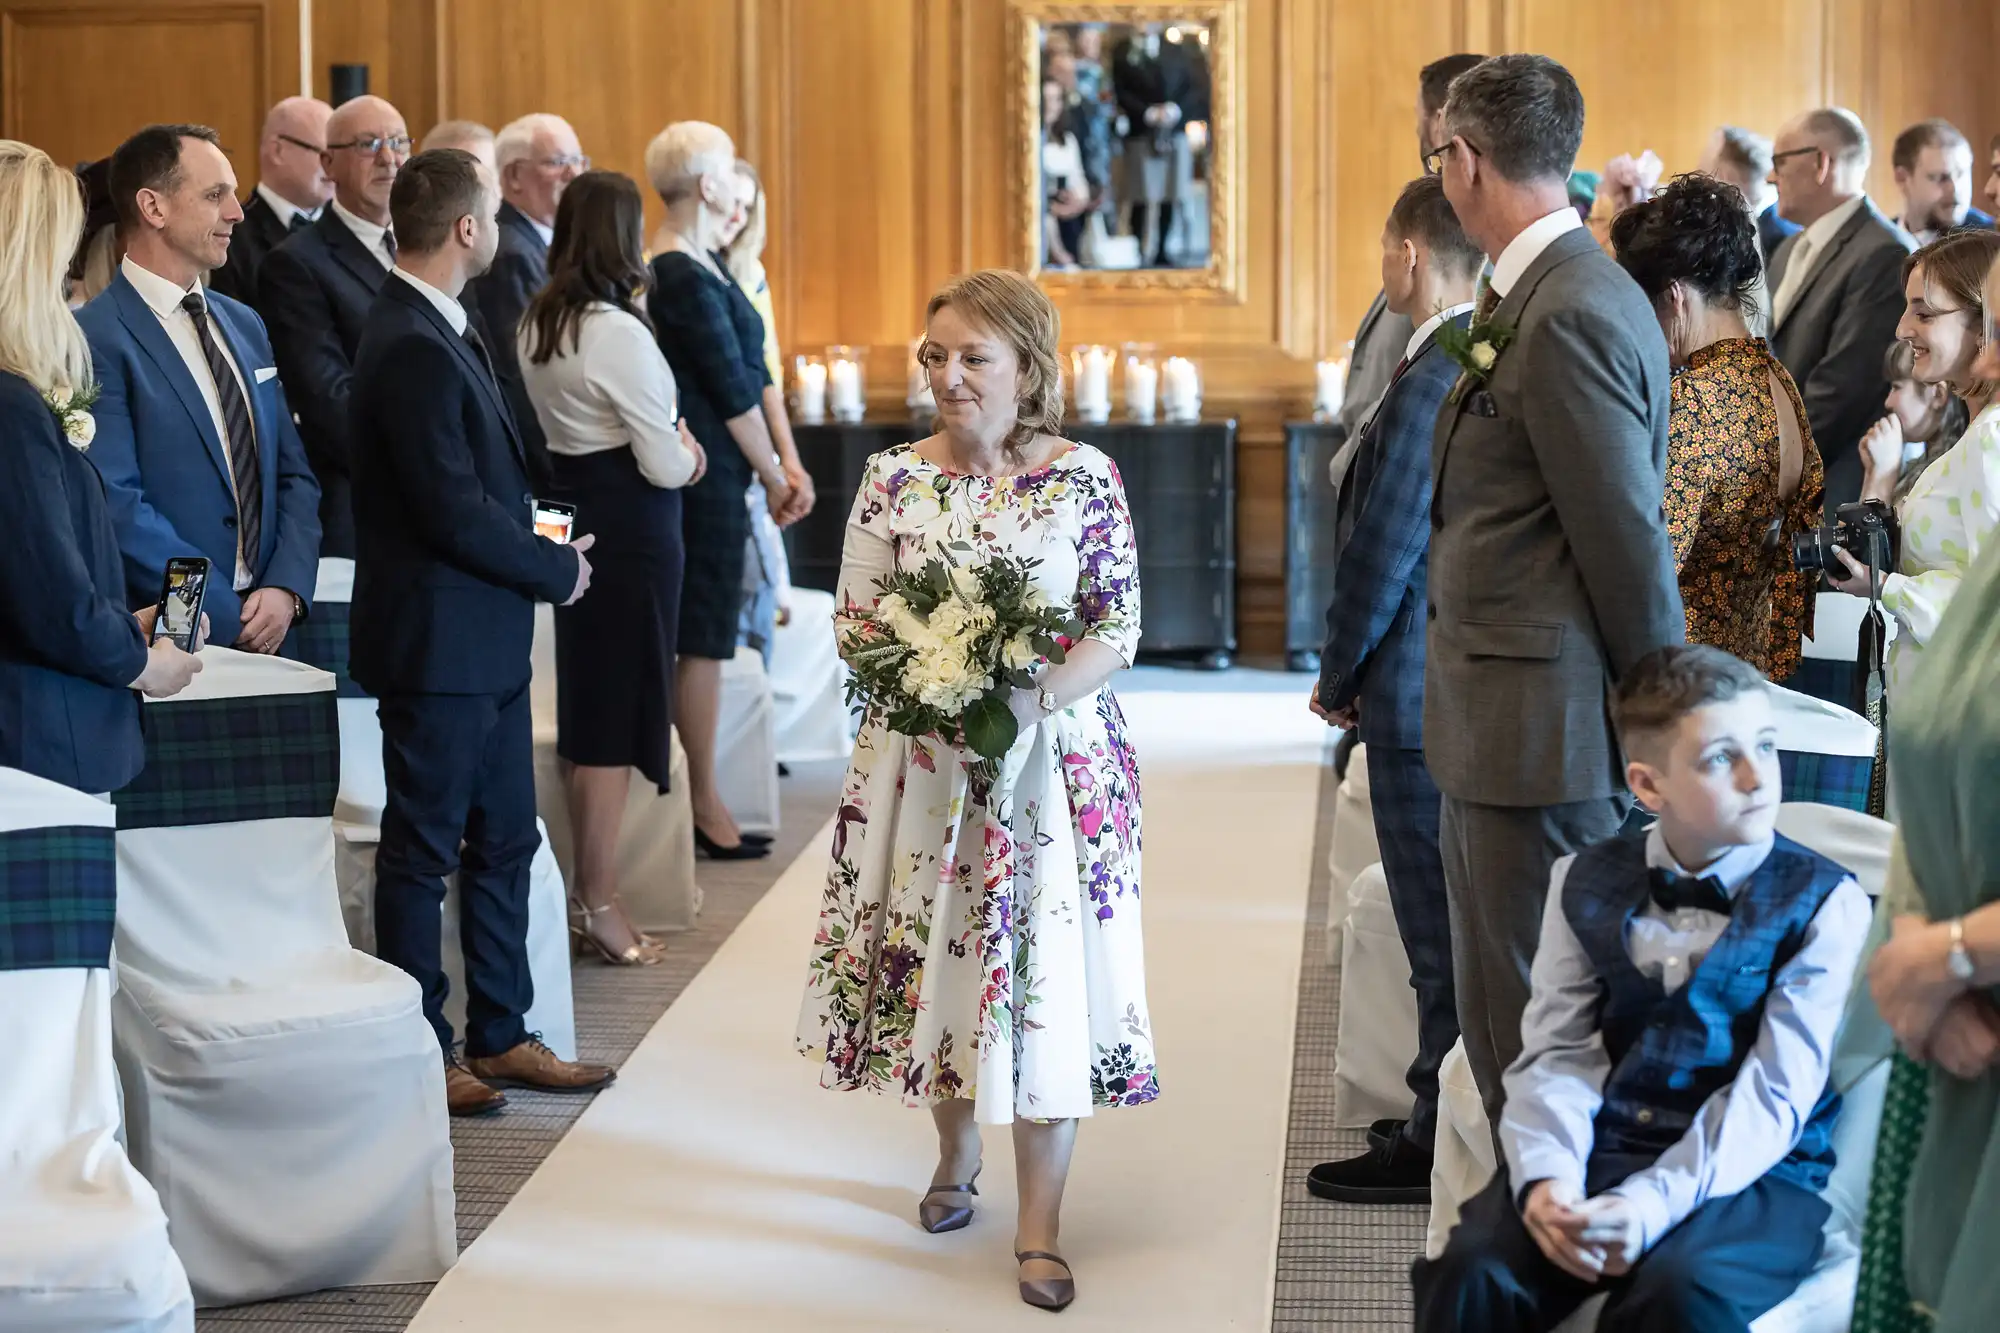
[259, 96, 333, 210]
[322, 95, 410, 224]
[1769, 106, 1870, 226]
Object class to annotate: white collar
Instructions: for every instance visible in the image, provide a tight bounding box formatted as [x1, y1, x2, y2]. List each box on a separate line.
[1644, 824, 1775, 898]
[1489, 207, 1585, 298]
[1407, 302, 1477, 361]
[120, 254, 203, 319]
[331, 197, 393, 253]
[1799, 193, 1868, 254]
[391, 267, 467, 336]
[528, 216, 554, 245]
[254, 181, 321, 230]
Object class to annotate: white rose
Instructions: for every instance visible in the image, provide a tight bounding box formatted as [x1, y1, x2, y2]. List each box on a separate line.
[907, 644, 988, 714]
[1469, 342, 1497, 371]
[1002, 632, 1040, 671]
[65, 411, 95, 450]
[49, 385, 73, 408]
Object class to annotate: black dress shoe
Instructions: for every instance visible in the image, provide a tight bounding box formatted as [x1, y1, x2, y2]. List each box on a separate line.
[740, 831, 774, 847]
[1305, 1134, 1433, 1205]
[695, 827, 772, 860]
[1367, 1117, 1406, 1151]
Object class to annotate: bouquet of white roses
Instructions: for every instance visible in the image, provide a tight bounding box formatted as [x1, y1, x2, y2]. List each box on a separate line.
[842, 554, 1085, 764]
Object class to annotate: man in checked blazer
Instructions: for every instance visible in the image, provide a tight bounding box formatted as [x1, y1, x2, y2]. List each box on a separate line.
[1426, 55, 1685, 1131]
[1306, 176, 1480, 1207]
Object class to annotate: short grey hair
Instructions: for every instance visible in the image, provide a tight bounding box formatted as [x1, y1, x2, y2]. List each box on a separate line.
[1712, 127, 1773, 188]
[421, 119, 494, 155]
[495, 113, 576, 172]
[643, 120, 736, 205]
[1442, 54, 1584, 185]
[1802, 107, 1870, 172]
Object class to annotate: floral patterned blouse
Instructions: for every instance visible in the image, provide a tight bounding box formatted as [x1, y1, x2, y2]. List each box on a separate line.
[1666, 338, 1823, 680]
[1879, 402, 2000, 696]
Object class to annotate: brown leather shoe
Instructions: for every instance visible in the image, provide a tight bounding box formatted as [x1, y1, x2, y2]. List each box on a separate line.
[465, 1038, 616, 1094]
[444, 1058, 507, 1117]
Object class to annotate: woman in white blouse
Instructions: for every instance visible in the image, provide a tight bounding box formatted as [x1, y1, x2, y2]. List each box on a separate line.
[1828, 232, 2000, 703]
[519, 170, 705, 966]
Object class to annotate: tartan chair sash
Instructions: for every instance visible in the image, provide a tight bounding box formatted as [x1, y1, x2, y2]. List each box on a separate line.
[0, 824, 117, 970]
[114, 691, 340, 829]
[288, 600, 370, 699]
[1779, 749, 1873, 813]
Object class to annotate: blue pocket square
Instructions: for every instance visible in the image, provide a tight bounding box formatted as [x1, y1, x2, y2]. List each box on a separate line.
[1465, 389, 1499, 418]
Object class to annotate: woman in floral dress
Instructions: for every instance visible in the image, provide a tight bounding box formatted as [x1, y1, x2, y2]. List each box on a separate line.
[796, 270, 1153, 1313]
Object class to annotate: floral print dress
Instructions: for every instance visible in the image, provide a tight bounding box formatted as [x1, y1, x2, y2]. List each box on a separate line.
[796, 442, 1157, 1124]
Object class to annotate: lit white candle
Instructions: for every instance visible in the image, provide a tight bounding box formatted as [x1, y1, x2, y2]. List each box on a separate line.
[1315, 358, 1348, 417]
[830, 358, 864, 422]
[1126, 361, 1159, 423]
[1074, 346, 1113, 423]
[908, 358, 936, 412]
[1162, 356, 1200, 422]
[797, 362, 828, 422]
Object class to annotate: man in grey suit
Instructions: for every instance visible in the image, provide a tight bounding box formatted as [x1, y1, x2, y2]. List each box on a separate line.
[1427, 54, 1685, 1126]
[1766, 108, 1915, 509]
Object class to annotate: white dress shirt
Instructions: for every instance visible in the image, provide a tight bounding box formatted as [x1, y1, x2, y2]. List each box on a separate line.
[1772, 193, 1867, 325]
[516, 303, 699, 489]
[527, 215, 554, 246]
[390, 268, 468, 336]
[1500, 825, 1872, 1253]
[1489, 207, 1586, 298]
[120, 255, 258, 590]
[254, 182, 320, 230]
[332, 198, 396, 271]
[1406, 302, 1478, 361]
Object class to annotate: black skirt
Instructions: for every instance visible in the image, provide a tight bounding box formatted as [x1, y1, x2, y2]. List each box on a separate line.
[550, 447, 683, 792]
[675, 458, 751, 661]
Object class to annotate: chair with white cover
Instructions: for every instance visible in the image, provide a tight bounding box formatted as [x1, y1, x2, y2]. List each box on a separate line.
[108, 649, 454, 1306]
[769, 587, 854, 763]
[1334, 860, 1420, 1128]
[1769, 682, 1878, 813]
[296, 556, 385, 828]
[0, 768, 193, 1333]
[1790, 590, 1894, 711]
[1325, 739, 1380, 965]
[527, 605, 700, 935]
[1424, 802, 1896, 1333]
[716, 644, 780, 837]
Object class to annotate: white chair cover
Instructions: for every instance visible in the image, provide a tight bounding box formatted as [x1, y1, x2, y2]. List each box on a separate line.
[1333, 861, 1419, 1128]
[717, 645, 780, 837]
[1325, 739, 1379, 964]
[1802, 589, 1896, 663]
[1428, 804, 1896, 1333]
[1425, 1037, 1493, 1260]
[769, 587, 854, 763]
[0, 769, 193, 1333]
[308, 557, 389, 829]
[1768, 683, 1878, 758]
[529, 606, 701, 935]
[109, 650, 453, 1306]
[334, 818, 578, 1061]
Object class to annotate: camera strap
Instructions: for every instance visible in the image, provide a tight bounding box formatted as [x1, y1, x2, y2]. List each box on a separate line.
[1858, 528, 1891, 818]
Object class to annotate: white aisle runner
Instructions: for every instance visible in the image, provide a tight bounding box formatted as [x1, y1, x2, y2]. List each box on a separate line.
[408, 676, 1325, 1331]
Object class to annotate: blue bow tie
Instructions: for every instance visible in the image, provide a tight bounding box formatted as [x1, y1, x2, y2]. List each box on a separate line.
[1649, 867, 1733, 916]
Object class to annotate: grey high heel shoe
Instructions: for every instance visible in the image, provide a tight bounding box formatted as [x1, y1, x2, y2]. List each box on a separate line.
[917, 1165, 981, 1234]
[1015, 1250, 1075, 1312]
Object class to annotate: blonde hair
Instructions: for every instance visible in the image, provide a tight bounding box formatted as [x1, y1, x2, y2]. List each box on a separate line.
[642, 120, 735, 207]
[0, 141, 93, 395]
[922, 269, 1064, 462]
[724, 159, 767, 288]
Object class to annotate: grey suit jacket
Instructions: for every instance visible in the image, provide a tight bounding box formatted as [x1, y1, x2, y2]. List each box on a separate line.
[1425, 227, 1685, 807]
[1767, 200, 1914, 508]
[1329, 290, 1417, 486]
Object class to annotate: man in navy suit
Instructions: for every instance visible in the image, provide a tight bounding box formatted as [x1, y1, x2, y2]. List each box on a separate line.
[1891, 118, 1996, 244]
[80, 124, 321, 653]
[349, 148, 613, 1116]
[259, 95, 411, 558]
[1697, 126, 1800, 266]
[207, 96, 333, 312]
[1306, 176, 1481, 1206]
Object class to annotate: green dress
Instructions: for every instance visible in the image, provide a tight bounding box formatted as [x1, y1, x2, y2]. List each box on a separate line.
[1851, 538, 2000, 1332]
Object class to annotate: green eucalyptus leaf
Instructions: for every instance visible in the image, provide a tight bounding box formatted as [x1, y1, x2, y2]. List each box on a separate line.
[961, 693, 1018, 760]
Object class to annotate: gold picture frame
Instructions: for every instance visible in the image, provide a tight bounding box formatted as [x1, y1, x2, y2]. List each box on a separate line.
[1011, 0, 1241, 297]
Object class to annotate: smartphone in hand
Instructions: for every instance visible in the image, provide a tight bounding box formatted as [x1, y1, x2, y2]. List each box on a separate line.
[533, 499, 577, 544]
[153, 556, 211, 651]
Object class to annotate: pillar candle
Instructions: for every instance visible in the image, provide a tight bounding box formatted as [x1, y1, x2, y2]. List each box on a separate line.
[1126, 361, 1158, 423]
[830, 358, 864, 421]
[797, 362, 828, 422]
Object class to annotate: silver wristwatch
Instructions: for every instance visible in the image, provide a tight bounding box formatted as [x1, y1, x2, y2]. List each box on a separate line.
[1035, 684, 1059, 716]
[1947, 918, 1978, 985]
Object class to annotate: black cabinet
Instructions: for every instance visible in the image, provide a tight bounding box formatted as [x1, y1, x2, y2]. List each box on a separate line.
[1283, 421, 1344, 673]
[787, 418, 1237, 667]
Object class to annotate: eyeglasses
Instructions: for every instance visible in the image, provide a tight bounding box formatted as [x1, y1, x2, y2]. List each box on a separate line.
[277, 133, 326, 155]
[1423, 137, 1483, 178]
[330, 134, 414, 156]
[537, 153, 591, 172]
[1770, 146, 1822, 170]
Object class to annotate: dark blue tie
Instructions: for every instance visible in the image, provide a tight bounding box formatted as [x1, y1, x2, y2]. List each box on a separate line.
[1648, 867, 1733, 916]
[181, 292, 261, 571]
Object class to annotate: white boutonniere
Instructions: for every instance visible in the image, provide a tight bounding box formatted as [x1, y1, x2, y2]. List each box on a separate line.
[45, 383, 100, 451]
[1435, 305, 1515, 405]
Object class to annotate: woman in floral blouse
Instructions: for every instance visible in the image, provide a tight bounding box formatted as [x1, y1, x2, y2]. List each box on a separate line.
[1612, 173, 1822, 680]
[795, 269, 1151, 1314]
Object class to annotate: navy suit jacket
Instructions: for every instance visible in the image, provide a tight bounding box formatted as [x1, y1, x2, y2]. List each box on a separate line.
[1316, 312, 1469, 751]
[463, 200, 553, 490]
[1757, 203, 1802, 267]
[347, 276, 578, 697]
[259, 209, 393, 557]
[208, 190, 307, 313]
[1961, 206, 1997, 231]
[0, 371, 148, 793]
[77, 270, 322, 649]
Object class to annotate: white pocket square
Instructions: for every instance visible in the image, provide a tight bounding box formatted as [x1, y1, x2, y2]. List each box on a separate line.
[255, 366, 279, 384]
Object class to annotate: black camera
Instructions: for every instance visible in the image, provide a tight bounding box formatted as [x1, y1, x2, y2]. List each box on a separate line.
[1794, 498, 1899, 574]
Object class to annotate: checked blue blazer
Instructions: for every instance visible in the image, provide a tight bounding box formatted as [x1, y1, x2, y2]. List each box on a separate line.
[1315, 310, 1471, 750]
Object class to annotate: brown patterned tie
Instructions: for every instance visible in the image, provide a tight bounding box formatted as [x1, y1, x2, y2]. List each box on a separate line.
[1475, 276, 1500, 324]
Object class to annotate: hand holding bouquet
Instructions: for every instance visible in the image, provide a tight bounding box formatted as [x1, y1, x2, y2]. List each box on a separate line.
[842, 554, 1085, 764]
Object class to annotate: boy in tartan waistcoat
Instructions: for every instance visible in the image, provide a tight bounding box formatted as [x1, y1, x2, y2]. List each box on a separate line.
[1414, 645, 1873, 1332]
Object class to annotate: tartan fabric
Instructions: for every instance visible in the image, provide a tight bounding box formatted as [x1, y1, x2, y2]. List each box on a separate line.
[1779, 748, 1873, 812]
[288, 600, 370, 698]
[0, 824, 116, 970]
[113, 691, 339, 829]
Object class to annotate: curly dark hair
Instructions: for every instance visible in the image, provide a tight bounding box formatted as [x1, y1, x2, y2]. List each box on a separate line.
[1609, 172, 1763, 319]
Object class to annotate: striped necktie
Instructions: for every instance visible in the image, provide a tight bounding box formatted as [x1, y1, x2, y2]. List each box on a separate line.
[179, 293, 261, 571]
[1475, 276, 1500, 323]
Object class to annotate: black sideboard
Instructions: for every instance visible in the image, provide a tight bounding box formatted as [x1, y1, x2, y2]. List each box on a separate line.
[786, 419, 1237, 667]
[1282, 420, 1344, 673]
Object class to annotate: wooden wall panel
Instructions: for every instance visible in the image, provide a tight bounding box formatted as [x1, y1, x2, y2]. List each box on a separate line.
[312, 0, 440, 138]
[0, 0, 299, 181]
